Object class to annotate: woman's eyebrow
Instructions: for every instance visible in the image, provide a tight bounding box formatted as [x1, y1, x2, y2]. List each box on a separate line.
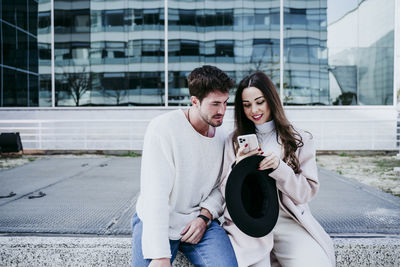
[242, 96, 264, 102]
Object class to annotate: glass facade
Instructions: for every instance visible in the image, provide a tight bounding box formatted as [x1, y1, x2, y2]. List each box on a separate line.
[168, 1, 281, 105]
[327, 0, 395, 105]
[283, 0, 329, 105]
[1, 0, 39, 106]
[0, 0, 396, 107]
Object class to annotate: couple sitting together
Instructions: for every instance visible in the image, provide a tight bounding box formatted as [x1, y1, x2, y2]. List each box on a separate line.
[132, 65, 335, 267]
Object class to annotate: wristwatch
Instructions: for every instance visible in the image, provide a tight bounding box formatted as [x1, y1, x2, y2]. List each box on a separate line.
[197, 214, 211, 226]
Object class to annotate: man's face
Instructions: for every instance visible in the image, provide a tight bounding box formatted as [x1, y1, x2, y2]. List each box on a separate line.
[196, 91, 229, 127]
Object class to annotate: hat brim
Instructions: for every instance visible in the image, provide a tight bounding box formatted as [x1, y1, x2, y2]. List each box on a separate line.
[225, 155, 279, 238]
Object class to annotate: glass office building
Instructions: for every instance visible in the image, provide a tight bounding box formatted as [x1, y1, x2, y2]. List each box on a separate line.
[1, 0, 39, 106]
[0, 0, 396, 107]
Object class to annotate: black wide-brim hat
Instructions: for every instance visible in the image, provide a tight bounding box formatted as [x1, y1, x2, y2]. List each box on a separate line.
[225, 155, 279, 238]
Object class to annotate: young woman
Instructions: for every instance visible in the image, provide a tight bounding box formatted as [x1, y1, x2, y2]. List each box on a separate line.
[220, 72, 335, 267]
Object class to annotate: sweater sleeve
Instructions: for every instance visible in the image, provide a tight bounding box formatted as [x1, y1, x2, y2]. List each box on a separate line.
[219, 134, 236, 201]
[199, 186, 224, 220]
[199, 134, 228, 219]
[268, 132, 319, 205]
[139, 122, 175, 259]
[199, 130, 230, 219]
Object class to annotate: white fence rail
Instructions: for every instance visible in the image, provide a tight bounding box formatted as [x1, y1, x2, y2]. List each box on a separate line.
[0, 107, 397, 151]
[0, 119, 149, 150]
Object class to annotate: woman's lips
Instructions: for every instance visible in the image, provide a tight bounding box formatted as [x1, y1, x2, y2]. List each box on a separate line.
[252, 114, 263, 121]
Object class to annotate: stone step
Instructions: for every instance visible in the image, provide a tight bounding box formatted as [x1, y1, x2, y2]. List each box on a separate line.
[0, 236, 399, 267]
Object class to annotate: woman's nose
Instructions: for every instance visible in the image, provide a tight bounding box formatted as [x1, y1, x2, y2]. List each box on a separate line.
[251, 104, 258, 113]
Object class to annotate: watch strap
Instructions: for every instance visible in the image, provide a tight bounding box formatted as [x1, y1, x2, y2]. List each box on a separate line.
[197, 214, 210, 225]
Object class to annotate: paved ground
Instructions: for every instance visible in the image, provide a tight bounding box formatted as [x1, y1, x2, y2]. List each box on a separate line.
[0, 156, 399, 237]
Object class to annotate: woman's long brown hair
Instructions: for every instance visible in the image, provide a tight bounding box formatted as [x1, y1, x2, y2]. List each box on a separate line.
[233, 72, 304, 174]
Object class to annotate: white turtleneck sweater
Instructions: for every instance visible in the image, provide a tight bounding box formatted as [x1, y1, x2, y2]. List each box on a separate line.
[256, 121, 308, 219]
[255, 120, 292, 216]
[135, 109, 227, 259]
[255, 120, 281, 158]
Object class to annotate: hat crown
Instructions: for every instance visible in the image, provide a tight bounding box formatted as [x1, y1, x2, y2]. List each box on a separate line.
[242, 172, 269, 219]
[225, 155, 279, 238]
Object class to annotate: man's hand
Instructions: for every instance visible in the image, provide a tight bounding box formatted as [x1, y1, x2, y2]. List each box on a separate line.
[149, 258, 171, 267]
[180, 217, 207, 244]
[180, 208, 211, 244]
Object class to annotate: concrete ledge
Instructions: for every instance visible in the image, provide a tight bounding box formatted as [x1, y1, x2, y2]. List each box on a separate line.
[333, 237, 400, 266]
[0, 236, 399, 266]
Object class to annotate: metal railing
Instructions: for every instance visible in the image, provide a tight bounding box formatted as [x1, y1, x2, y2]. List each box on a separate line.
[0, 117, 397, 151]
[0, 119, 149, 151]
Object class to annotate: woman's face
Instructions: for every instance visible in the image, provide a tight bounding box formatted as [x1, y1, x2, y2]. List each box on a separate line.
[241, 86, 271, 125]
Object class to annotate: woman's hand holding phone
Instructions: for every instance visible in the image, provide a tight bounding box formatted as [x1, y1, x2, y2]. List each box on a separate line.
[236, 134, 263, 164]
[236, 134, 280, 170]
[236, 144, 262, 164]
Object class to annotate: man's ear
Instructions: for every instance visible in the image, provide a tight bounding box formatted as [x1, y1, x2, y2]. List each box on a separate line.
[191, 96, 199, 107]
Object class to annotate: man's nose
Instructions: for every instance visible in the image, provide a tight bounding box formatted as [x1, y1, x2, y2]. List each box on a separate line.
[218, 104, 226, 115]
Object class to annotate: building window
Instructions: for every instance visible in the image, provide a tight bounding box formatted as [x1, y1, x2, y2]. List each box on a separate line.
[0, 0, 396, 107]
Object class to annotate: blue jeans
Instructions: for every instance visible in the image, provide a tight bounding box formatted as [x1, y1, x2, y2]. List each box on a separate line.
[131, 213, 238, 267]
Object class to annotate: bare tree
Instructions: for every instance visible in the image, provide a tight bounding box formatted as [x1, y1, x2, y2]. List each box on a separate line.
[104, 87, 127, 105]
[248, 46, 279, 78]
[247, 47, 294, 103]
[63, 66, 91, 106]
[249, 52, 269, 73]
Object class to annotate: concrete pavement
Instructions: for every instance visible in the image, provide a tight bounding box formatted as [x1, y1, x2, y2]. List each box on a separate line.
[0, 156, 399, 266]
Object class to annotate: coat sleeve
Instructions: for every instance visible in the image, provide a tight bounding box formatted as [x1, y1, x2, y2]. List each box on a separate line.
[268, 132, 319, 205]
[219, 133, 236, 202]
[139, 121, 175, 259]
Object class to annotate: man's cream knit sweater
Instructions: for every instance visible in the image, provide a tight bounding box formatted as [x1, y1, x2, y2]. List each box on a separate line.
[136, 109, 227, 259]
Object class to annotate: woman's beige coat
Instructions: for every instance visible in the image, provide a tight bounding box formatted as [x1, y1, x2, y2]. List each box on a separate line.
[220, 130, 335, 267]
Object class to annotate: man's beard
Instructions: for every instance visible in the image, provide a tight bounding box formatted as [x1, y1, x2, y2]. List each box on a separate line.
[199, 112, 224, 127]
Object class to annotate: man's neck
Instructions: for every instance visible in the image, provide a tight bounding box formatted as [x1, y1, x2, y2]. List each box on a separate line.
[187, 108, 212, 137]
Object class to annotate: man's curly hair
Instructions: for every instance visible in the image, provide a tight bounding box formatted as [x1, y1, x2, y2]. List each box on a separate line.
[188, 65, 234, 101]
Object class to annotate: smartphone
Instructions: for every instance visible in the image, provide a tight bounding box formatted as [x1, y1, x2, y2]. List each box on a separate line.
[237, 134, 260, 153]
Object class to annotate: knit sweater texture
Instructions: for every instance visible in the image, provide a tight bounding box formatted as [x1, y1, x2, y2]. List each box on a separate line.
[136, 109, 227, 259]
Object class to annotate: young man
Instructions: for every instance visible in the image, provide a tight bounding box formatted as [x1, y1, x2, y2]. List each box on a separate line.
[132, 65, 238, 267]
